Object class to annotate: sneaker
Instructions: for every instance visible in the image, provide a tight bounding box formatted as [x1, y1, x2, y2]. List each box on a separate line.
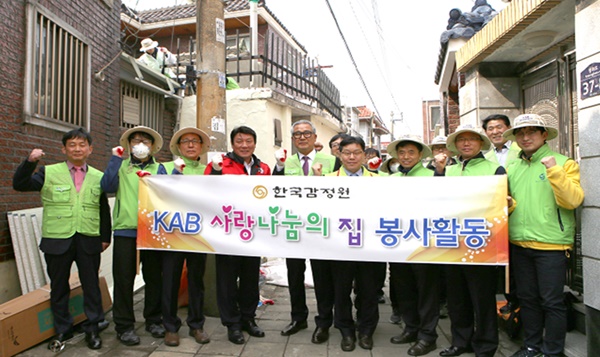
[145, 323, 166, 338]
[511, 346, 542, 357]
[389, 312, 401, 324]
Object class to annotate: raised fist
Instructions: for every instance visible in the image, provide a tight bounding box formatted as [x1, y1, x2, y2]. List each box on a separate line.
[367, 157, 382, 170]
[28, 148, 45, 162]
[136, 170, 151, 178]
[311, 162, 323, 176]
[275, 148, 287, 165]
[174, 157, 186, 173]
[112, 146, 124, 158]
[211, 154, 224, 171]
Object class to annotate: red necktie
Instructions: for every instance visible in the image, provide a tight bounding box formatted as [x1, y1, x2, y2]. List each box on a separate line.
[73, 166, 84, 192]
[302, 156, 309, 176]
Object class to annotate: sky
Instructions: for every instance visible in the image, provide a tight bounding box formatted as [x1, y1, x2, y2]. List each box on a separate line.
[124, 0, 509, 135]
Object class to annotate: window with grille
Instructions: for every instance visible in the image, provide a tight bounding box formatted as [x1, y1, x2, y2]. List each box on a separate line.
[120, 81, 163, 131]
[24, 3, 90, 130]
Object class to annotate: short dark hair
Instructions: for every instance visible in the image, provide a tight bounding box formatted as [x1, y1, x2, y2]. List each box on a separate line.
[482, 114, 510, 130]
[339, 136, 365, 151]
[62, 127, 92, 146]
[230, 125, 257, 143]
[364, 147, 380, 158]
[329, 133, 350, 148]
[128, 131, 154, 144]
[397, 141, 423, 153]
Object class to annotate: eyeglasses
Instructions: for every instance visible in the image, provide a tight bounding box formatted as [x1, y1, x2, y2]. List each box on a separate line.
[292, 131, 314, 139]
[131, 139, 152, 145]
[180, 139, 202, 145]
[455, 137, 482, 144]
[331, 143, 340, 149]
[340, 150, 364, 157]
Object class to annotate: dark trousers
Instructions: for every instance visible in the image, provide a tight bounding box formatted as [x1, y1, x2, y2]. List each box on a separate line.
[390, 263, 440, 342]
[311, 259, 334, 328]
[512, 245, 568, 356]
[112, 236, 163, 333]
[162, 251, 207, 332]
[445, 264, 498, 357]
[286, 258, 308, 322]
[215, 254, 260, 329]
[45, 236, 103, 334]
[332, 260, 380, 337]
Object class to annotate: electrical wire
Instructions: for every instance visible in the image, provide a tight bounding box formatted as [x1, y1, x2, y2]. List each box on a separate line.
[324, 0, 383, 122]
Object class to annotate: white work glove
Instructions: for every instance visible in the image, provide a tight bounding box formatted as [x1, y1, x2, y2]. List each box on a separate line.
[112, 146, 124, 158]
[211, 154, 224, 171]
[275, 148, 287, 165]
[174, 157, 186, 173]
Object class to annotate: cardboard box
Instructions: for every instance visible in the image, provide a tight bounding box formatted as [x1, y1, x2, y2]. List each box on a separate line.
[0, 275, 112, 357]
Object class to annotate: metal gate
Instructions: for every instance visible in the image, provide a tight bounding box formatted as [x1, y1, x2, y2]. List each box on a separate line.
[521, 55, 582, 293]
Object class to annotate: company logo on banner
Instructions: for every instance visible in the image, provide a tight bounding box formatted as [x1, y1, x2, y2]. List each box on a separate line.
[137, 175, 508, 265]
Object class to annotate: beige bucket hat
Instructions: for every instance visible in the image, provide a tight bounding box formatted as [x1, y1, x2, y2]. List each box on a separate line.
[170, 127, 211, 157]
[502, 113, 558, 141]
[139, 38, 159, 52]
[387, 134, 432, 159]
[446, 124, 492, 153]
[119, 126, 163, 155]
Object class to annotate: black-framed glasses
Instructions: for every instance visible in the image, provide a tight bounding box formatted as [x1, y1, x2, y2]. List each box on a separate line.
[292, 131, 314, 139]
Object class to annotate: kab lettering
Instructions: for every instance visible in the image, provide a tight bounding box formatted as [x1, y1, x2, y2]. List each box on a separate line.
[153, 211, 202, 234]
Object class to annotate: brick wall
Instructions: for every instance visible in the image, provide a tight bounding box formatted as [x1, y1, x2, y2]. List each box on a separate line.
[0, 0, 120, 262]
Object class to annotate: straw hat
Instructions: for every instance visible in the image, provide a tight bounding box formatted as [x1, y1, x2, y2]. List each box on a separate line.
[379, 157, 399, 174]
[446, 124, 491, 153]
[139, 38, 158, 52]
[386, 134, 432, 159]
[502, 113, 558, 141]
[170, 127, 211, 157]
[119, 126, 163, 155]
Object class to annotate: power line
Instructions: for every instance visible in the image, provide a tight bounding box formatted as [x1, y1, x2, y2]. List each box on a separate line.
[324, 0, 383, 121]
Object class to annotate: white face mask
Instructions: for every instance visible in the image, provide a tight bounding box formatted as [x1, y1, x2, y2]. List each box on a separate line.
[389, 163, 400, 173]
[132, 143, 150, 159]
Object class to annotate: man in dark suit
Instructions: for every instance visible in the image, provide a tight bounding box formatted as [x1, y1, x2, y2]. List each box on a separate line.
[12, 128, 111, 351]
[272, 120, 336, 344]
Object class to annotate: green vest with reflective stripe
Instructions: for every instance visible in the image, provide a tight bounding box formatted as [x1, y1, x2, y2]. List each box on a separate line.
[41, 162, 103, 238]
[113, 158, 161, 230]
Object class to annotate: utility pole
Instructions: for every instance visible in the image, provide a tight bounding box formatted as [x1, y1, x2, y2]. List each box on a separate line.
[196, 0, 227, 317]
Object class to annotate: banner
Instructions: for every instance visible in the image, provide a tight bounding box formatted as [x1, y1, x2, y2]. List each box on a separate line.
[137, 175, 508, 265]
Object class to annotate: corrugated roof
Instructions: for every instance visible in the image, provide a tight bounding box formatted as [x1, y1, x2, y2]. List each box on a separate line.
[123, 0, 306, 52]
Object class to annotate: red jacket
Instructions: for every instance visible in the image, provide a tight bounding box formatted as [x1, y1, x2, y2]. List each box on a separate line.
[204, 152, 271, 176]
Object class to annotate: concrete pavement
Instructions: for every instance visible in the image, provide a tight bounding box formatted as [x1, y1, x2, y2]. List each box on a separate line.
[15, 278, 549, 357]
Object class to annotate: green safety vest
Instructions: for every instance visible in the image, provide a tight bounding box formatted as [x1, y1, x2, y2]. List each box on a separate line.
[507, 144, 575, 245]
[113, 158, 161, 230]
[284, 152, 336, 176]
[163, 157, 207, 176]
[446, 156, 500, 177]
[41, 162, 103, 238]
[391, 163, 434, 177]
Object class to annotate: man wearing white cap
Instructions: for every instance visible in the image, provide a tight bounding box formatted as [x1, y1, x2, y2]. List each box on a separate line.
[503, 114, 584, 357]
[426, 135, 456, 171]
[160, 127, 211, 347]
[101, 126, 167, 346]
[434, 124, 504, 357]
[137, 38, 177, 79]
